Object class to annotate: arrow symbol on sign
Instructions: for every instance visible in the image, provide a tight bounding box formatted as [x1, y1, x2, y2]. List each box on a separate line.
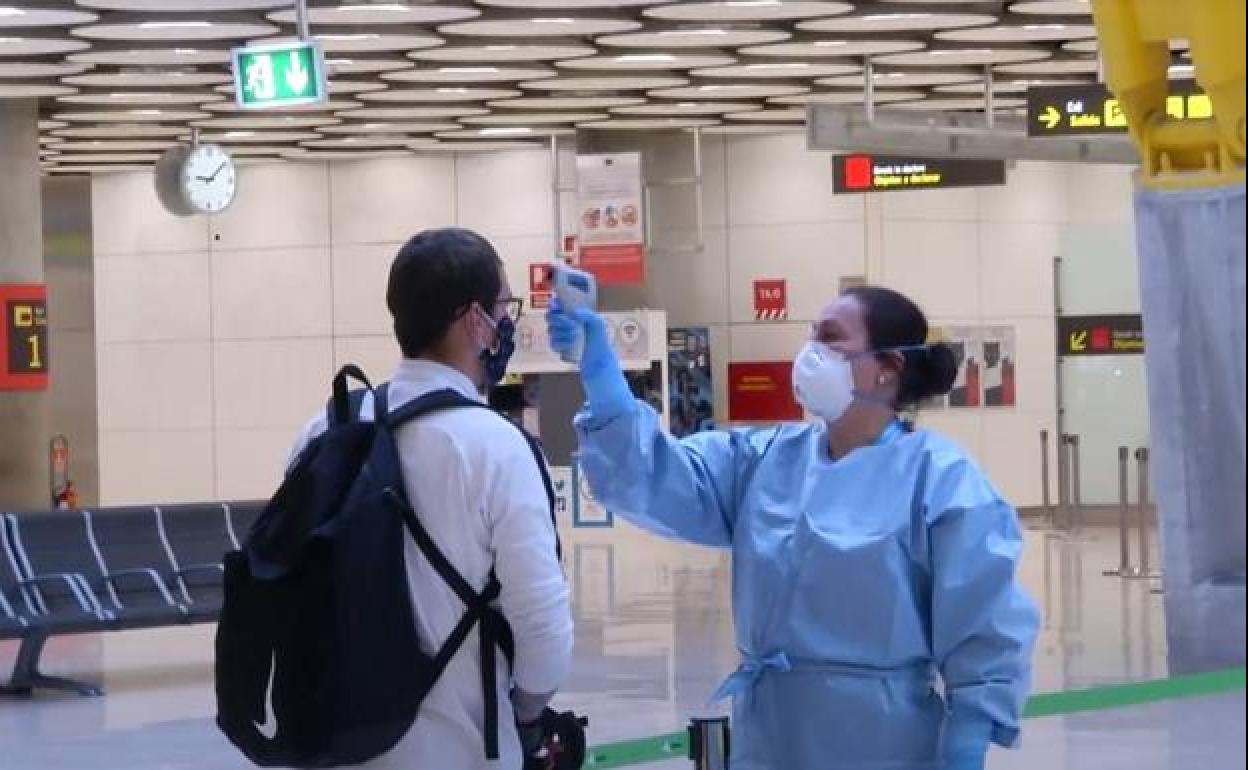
[285, 50, 309, 94]
[1070, 330, 1088, 352]
[1040, 105, 1062, 130]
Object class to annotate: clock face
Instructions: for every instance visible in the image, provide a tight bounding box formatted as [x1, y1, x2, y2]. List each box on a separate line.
[180, 143, 236, 214]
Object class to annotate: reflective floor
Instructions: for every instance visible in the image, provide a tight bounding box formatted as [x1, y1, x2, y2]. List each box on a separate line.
[1, 525, 1241, 769]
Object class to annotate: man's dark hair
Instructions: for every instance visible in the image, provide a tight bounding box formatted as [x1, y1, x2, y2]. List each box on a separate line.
[386, 228, 503, 358]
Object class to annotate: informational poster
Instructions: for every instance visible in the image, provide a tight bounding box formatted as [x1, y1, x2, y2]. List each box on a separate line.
[572, 458, 612, 528]
[981, 326, 1017, 407]
[1, 284, 49, 391]
[753, 279, 788, 321]
[728, 361, 802, 422]
[927, 325, 1019, 410]
[945, 326, 983, 408]
[576, 152, 646, 286]
[512, 311, 652, 372]
[668, 327, 714, 438]
[548, 466, 574, 526]
[528, 263, 553, 310]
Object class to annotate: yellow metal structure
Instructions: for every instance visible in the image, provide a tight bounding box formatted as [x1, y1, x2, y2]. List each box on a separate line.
[1091, 0, 1245, 189]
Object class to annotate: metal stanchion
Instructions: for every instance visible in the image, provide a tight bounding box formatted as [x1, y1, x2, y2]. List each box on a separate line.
[1135, 448, 1161, 579]
[1104, 446, 1136, 576]
[688, 716, 730, 770]
[1056, 433, 1072, 531]
[1041, 430, 1054, 526]
[1069, 434, 1084, 533]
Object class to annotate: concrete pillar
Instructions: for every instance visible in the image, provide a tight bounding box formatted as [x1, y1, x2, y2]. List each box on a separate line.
[0, 99, 50, 509]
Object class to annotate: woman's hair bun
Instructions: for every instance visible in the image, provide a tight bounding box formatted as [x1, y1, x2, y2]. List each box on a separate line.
[917, 342, 959, 399]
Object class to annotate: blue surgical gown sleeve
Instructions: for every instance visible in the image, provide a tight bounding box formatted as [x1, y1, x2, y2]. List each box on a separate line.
[927, 458, 1040, 749]
[574, 401, 768, 548]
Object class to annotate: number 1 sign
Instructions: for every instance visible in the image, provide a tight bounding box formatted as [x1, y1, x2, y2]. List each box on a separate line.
[1, 284, 49, 390]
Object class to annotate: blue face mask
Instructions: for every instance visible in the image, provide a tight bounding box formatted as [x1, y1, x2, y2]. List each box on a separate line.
[477, 308, 516, 386]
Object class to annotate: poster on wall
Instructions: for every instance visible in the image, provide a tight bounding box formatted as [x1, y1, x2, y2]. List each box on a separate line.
[668, 327, 714, 438]
[981, 326, 1018, 407]
[926, 325, 1019, 410]
[572, 458, 613, 528]
[528, 263, 553, 310]
[944, 326, 984, 408]
[0, 284, 49, 391]
[548, 466, 574, 526]
[576, 152, 645, 286]
[728, 361, 802, 422]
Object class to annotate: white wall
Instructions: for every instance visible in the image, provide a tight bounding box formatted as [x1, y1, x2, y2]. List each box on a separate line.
[92, 137, 1138, 508]
[93, 150, 557, 505]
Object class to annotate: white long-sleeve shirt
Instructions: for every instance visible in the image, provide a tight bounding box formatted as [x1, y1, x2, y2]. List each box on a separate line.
[288, 359, 574, 770]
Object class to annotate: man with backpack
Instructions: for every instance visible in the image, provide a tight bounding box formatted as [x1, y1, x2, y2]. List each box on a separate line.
[216, 227, 574, 770]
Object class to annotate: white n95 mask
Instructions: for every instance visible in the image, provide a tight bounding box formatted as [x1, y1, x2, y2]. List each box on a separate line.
[792, 341, 855, 422]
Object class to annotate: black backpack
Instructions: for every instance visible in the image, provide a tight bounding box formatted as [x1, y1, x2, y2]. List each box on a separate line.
[215, 365, 558, 768]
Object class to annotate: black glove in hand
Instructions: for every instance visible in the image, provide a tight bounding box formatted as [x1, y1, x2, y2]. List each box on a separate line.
[518, 715, 545, 760]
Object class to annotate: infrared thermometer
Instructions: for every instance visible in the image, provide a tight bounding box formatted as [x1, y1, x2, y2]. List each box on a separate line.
[551, 262, 598, 365]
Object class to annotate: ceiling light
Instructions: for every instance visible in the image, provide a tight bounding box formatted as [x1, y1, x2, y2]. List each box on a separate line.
[482, 127, 533, 135]
[0, 8, 26, 16]
[442, 66, 501, 74]
[320, 34, 380, 41]
[618, 54, 676, 62]
[864, 13, 930, 21]
[139, 21, 213, 29]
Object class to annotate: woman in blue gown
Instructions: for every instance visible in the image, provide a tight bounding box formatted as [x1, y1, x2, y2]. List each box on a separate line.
[547, 286, 1039, 770]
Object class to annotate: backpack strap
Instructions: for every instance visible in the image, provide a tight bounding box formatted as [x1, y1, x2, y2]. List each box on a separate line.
[381, 387, 560, 761]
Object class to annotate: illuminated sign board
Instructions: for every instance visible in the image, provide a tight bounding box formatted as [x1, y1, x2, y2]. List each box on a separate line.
[1, 284, 49, 390]
[1058, 314, 1145, 356]
[832, 154, 1006, 194]
[1027, 81, 1210, 137]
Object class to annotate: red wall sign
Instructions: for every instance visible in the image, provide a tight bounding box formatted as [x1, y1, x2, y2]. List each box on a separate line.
[753, 279, 788, 321]
[748, 278, 788, 319]
[728, 361, 802, 422]
[529, 263, 553, 309]
[0, 284, 49, 391]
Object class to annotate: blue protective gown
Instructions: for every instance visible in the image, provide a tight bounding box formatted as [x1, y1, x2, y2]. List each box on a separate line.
[575, 402, 1039, 770]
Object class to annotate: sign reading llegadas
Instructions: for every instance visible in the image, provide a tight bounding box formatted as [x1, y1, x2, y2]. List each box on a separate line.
[1058, 314, 1145, 356]
[1027, 81, 1209, 137]
[1, 284, 49, 390]
[832, 154, 1006, 194]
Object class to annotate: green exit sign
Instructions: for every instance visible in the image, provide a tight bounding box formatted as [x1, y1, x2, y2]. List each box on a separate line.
[232, 40, 327, 109]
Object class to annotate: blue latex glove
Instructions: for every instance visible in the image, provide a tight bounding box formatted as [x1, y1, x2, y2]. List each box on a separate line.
[546, 297, 633, 419]
[943, 712, 992, 770]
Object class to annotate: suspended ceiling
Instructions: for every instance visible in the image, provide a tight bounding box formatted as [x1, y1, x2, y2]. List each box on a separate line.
[0, 0, 1175, 173]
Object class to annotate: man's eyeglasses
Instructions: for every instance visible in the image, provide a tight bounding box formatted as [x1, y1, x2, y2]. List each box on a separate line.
[496, 298, 524, 323]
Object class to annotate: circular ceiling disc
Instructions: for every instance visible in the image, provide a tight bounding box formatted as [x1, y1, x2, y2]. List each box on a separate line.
[644, 2, 854, 22]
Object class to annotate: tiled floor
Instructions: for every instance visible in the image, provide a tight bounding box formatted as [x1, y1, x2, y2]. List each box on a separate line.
[1, 524, 1241, 769]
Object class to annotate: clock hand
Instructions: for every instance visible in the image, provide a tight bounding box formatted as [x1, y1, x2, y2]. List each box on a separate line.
[207, 161, 229, 182]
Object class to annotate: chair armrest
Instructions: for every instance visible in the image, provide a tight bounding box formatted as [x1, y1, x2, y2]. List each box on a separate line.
[98, 568, 180, 607]
[174, 563, 224, 580]
[15, 573, 102, 615]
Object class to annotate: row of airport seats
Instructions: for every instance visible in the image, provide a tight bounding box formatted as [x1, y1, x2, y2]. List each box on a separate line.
[0, 501, 264, 696]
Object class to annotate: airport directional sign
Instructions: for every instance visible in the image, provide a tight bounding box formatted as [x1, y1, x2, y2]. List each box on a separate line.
[232, 40, 327, 110]
[1027, 81, 1211, 137]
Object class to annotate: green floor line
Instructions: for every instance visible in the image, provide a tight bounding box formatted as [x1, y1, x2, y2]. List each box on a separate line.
[582, 667, 1246, 769]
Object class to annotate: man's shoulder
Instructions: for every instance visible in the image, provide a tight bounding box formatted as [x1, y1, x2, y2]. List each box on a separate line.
[413, 402, 537, 461]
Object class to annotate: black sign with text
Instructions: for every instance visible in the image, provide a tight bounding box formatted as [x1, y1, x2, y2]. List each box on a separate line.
[1027, 81, 1208, 137]
[832, 154, 1006, 194]
[1058, 314, 1145, 356]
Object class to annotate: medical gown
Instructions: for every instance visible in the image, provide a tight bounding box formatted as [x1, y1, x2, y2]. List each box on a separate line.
[575, 402, 1039, 770]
